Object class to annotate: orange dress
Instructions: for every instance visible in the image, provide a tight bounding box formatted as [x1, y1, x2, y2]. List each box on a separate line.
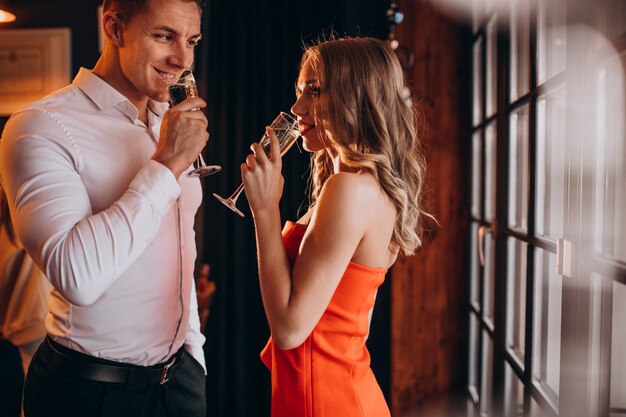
[260, 221, 391, 417]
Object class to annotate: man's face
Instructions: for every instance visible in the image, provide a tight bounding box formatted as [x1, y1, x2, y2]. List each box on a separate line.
[117, 0, 202, 103]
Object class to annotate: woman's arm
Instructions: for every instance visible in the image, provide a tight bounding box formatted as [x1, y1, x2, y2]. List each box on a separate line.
[242, 133, 370, 349]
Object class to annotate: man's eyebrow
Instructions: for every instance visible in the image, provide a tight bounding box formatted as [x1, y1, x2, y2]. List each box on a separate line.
[153, 25, 202, 39]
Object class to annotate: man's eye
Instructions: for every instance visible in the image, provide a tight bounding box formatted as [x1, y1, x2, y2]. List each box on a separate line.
[153, 34, 172, 42]
[188, 39, 201, 47]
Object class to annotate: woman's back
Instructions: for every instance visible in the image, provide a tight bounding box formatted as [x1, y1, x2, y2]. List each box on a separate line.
[298, 171, 397, 269]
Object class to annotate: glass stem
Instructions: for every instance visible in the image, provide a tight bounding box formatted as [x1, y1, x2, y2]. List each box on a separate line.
[229, 183, 245, 202]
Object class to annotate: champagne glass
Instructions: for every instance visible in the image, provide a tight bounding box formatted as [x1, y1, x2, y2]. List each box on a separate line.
[168, 69, 222, 177]
[213, 112, 299, 217]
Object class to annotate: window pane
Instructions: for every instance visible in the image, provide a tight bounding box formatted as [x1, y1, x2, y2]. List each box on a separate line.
[505, 361, 525, 417]
[536, 87, 566, 240]
[509, 105, 530, 232]
[483, 232, 496, 328]
[589, 273, 606, 417]
[472, 131, 483, 218]
[593, 67, 609, 256]
[529, 396, 551, 417]
[506, 237, 527, 366]
[611, 280, 626, 410]
[469, 313, 481, 402]
[510, 0, 530, 101]
[593, 58, 626, 261]
[486, 15, 498, 117]
[472, 1, 483, 33]
[481, 330, 494, 415]
[485, 122, 497, 222]
[470, 223, 481, 310]
[537, 0, 566, 85]
[473, 38, 484, 127]
[532, 248, 561, 407]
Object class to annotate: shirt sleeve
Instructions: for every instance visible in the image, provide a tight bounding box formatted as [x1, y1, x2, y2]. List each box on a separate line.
[0, 108, 181, 306]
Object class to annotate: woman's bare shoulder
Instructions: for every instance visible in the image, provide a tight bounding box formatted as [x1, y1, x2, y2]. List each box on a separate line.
[320, 171, 380, 198]
[315, 171, 390, 223]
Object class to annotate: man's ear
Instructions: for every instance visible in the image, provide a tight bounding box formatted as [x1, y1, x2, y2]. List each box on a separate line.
[103, 12, 124, 46]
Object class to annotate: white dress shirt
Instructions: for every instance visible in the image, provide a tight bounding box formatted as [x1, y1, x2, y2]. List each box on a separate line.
[0, 68, 206, 369]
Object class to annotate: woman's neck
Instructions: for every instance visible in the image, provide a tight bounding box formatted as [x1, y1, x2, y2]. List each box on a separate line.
[334, 157, 361, 174]
[332, 154, 342, 173]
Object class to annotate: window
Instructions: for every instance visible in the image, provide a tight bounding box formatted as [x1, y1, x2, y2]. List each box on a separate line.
[468, 0, 626, 416]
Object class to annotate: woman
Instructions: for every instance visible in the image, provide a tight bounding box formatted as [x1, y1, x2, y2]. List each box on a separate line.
[0, 188, 50, 417]
[241, 37, 428, 417]
[0, 189, 50, 373]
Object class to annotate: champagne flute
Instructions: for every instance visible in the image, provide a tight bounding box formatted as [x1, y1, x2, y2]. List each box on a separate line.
[213, 112, 299, 217]
[168, 69, 222, 177]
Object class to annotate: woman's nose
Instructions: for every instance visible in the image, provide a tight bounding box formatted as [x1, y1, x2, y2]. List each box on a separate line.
[291, 95, 306, 116]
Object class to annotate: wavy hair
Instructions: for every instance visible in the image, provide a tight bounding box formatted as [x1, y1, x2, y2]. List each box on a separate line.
[302, 37, 428, 255]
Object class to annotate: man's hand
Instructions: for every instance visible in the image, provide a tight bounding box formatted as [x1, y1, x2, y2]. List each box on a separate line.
[153, 97, 209, 178]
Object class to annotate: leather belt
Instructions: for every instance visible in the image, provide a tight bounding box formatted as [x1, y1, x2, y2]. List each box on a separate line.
[45, 337, 182, 384]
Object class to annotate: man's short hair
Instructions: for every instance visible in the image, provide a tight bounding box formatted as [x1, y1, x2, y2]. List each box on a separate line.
[102, 0, 203, 24]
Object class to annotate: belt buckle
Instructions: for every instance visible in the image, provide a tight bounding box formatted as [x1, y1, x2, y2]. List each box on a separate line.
[160, 355, 177, 385]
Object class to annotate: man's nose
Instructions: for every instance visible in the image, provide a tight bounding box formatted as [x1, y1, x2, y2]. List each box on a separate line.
[170, 42, 194, 70]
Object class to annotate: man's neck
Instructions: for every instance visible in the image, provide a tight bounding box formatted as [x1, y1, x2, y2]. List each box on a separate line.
[92, 55, 149, 124]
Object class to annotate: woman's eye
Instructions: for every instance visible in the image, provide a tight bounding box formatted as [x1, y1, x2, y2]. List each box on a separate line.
[294, 83, 321, 99]
[309, 85, 321, 97]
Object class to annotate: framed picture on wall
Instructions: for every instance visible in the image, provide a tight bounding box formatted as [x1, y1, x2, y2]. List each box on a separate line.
[0, 28, 71, 116]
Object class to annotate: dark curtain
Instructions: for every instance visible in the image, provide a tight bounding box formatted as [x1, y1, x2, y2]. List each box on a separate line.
[195, 0, 391, 416]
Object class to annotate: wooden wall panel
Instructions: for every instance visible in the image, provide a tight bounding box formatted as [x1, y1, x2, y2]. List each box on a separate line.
[390, 1, 472, 414]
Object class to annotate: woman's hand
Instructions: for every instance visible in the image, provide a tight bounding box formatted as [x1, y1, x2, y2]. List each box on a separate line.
[241, 127, 285, 217]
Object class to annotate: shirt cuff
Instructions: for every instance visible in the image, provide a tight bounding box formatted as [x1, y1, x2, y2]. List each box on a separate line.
[129, 160, 181, 214]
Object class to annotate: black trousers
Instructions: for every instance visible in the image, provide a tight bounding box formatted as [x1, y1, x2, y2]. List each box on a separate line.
[23, 339, 206, 417]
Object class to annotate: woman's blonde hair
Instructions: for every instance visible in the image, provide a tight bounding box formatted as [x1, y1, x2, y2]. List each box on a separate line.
[302, 36, 428, 255]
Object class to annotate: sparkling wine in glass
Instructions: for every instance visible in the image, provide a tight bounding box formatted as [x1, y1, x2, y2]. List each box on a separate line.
[168, 69, 221, 177]
[212, 112, 299, 217]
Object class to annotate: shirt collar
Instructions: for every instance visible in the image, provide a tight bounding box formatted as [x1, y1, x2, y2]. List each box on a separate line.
[73, 67, 168, 121]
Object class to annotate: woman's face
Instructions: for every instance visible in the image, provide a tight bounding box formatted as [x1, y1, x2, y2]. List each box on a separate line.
[290, 57, 332, 153]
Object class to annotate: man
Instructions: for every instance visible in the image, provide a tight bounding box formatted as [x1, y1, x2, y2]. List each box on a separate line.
[0, 0, 210, 415]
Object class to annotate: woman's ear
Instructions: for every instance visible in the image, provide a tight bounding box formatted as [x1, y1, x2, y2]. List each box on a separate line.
[102, 12, 124, 47]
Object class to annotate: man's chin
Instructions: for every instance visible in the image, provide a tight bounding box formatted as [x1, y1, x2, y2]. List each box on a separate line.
[151, 92, 171, 104]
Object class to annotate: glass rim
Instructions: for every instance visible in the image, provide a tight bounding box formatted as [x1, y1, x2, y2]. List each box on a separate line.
[170, 69, 195, 86]
[277, 111, 298, 125]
